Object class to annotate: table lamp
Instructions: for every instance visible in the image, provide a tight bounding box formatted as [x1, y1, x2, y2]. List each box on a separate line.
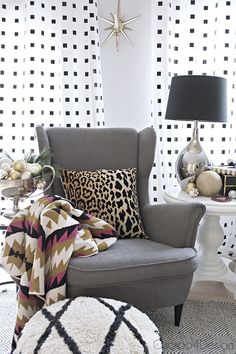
[165, 75, 227, 190]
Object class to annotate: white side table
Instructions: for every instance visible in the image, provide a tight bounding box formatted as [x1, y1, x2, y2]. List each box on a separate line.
[163, 187, 236, 300]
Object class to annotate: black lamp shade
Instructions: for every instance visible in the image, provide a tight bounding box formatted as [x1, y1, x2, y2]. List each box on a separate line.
[165, 75, 227, 122]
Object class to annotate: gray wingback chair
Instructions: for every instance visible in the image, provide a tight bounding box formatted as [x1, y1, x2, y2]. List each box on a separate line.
[35, 126, 205, 325]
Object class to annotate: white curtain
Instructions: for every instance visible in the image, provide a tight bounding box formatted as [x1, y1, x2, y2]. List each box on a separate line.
[151, 0, 236, 257]
[0, 0, 104, 159]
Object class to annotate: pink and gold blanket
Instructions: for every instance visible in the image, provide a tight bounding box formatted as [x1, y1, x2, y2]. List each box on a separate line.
[0, 195, 117, 351]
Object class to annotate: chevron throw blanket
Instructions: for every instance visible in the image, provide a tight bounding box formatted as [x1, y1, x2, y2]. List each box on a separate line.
[0, 195, 117, 352]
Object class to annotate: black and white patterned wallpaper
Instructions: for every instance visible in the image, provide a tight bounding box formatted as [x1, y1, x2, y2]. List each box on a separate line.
[0, 0, 104, 158]
[151, 0, 236, 258]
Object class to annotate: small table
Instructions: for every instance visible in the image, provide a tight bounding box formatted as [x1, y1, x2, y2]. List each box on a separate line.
[163, 187, 236, 300]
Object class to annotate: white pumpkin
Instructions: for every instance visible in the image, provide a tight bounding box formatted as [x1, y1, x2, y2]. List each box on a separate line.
[26, 163, 42, 177]
[0, 157, 13, 167]
[228, 190, 236, 199]
[0, 168, 8, 179]
[21, 170, 32, 180]
[0, 162, 12, 173]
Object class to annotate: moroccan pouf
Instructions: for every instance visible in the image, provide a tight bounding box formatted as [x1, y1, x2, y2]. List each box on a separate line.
[15, 297, 162, 354]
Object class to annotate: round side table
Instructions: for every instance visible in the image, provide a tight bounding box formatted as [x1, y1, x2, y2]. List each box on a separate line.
[163, 187, 236, 300]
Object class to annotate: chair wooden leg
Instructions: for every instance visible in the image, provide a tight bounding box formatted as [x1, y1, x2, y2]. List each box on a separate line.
[174, 303, 184, 326]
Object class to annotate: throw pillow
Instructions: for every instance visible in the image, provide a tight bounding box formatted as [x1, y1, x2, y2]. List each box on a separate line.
[60, 168, 148, 239]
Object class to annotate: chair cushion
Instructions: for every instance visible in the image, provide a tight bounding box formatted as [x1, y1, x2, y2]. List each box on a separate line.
[60, 167, 147, 239]
[67, 239, 197, 288]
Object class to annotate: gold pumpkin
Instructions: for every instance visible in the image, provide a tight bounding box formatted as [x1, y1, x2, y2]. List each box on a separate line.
[13, 159, 27, 173]
[196, 171, 222, 197]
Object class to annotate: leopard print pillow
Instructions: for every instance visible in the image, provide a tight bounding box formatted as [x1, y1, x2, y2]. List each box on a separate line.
[60, 168, 148, 239]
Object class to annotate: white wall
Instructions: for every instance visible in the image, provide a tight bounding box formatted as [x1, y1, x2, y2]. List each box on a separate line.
[98, 0, 152, 130]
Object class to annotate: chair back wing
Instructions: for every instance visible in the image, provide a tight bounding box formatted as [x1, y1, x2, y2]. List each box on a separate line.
[35, 126, 156, 206]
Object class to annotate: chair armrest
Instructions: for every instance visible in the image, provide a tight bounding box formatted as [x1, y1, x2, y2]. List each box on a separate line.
[141, 203, 206, 248]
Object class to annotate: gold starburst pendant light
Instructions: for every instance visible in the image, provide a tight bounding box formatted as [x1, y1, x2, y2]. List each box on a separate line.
[99, 0, 141, 51]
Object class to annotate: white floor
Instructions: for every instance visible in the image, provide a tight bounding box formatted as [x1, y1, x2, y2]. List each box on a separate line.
[189, 280, 235, 302]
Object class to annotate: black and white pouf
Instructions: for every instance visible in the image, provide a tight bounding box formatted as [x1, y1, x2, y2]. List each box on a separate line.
[15, 297, 162, 354]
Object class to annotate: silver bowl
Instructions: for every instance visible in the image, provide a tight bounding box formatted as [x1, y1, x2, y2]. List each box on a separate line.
[0, 165, 55, 218]
[0, 175, 42, 196]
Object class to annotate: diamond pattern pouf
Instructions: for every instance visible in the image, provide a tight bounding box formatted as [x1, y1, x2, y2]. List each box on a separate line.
[15, 297, 162, 354]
